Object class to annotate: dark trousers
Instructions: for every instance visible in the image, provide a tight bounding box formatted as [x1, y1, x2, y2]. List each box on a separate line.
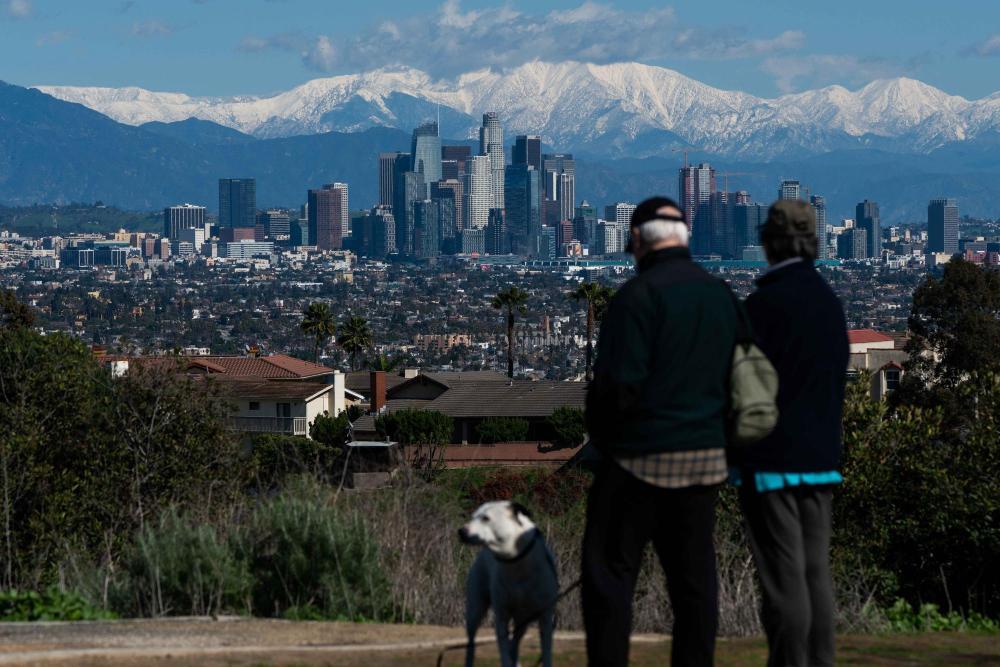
[582, 462, 719, 667]
[739, 485, 835, 667]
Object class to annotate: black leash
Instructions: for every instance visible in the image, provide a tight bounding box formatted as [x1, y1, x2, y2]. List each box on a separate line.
[434, 577, 582, 667]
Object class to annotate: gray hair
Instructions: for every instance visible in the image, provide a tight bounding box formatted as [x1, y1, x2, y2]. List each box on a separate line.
[638, 220, 689, 247]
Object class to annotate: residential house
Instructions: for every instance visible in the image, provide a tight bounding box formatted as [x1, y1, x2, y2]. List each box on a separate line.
[847, 329, 908, 400]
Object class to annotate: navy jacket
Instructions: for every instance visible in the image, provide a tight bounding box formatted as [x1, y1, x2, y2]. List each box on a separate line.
[735, 260, 849, 472]
[585, 247, 738, 456]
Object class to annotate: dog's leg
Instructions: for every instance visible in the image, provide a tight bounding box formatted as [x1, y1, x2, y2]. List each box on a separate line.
[510, 622, 529, 667]
[494, 614, 515, 667]
[538, 609, 555, 667]
[465, 591, 488, 667]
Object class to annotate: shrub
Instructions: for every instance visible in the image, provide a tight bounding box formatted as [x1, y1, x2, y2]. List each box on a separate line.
[248, 433, 341, 487]
[475, 417, 529, 444]
[375, 409, 452, 446]
[124, 510, 250, 617]
[0, 587, 116, 621]
[547, 406, 586, 448]
[884, 598, 1000, 633]
[234, 481, 395, 621]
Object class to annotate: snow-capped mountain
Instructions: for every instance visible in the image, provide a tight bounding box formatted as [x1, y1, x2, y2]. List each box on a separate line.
[35, 61, 1000, 160]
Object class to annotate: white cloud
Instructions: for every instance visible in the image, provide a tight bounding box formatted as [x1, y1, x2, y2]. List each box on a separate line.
[5, 0, 31, 19]
[36, 30, 72, 47]
[762, 54, 900, 93]
[131, 19, 174, 37]
[240, 1, 802, 76]
[971, 34, 1000, 57]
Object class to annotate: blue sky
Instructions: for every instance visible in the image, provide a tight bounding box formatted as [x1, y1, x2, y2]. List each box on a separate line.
[4, 0, 1000, 99]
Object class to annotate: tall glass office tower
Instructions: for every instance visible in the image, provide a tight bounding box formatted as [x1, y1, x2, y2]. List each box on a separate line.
[410, 122, 441, 199]
[479, 112, 505, 209]
[218, 178, 256, 228]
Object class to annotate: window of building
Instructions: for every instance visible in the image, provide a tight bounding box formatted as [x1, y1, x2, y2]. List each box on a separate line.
[885, 369, 901, 392]
[249, 401, 260, 411]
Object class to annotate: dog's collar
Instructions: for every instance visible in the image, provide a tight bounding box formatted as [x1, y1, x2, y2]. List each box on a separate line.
[493, 529, 541, 564]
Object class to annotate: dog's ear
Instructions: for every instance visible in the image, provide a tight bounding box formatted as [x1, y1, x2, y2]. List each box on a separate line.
[510, 502, 533, 524]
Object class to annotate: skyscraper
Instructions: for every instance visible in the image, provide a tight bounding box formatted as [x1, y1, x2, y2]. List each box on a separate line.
[479, 112, 505, 209]
[927, 198, 959, 254]
[163, 204, 205, 239]
[467, 155, 493, 230]
[678, 163, 715, 254]
[393, 171, 425, 255]
[837, 228, 868, 260]
[307, 183, 348, 250]
[218, 178, 256, 228]
[431, 179, 464, 236]
[855, 200, 881, 259]
[732, 202, 766, 255]
[486, 209, 507, 255]
[503, 164, 542, 256]
[413, 200, 440, 259]
[411, 123, 441, 198]
[513, 135, 542, 173]
[573, 201, 598, 246]
[367, 206, 396, 258]
[778, 179, 802, 201]
[542, 153, 576, 224]
[330, 182, 349, 239]
[810, 195, 828, 259]
[441, 145, 471, 180]
[709, 190, 730, 257]
[378, 152, 404, 207]
[257, 209, 290, 239]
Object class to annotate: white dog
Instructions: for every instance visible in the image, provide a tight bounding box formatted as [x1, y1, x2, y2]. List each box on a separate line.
[458, 501, 559, 667]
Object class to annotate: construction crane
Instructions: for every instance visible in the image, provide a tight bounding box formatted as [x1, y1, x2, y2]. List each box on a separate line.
[718, 171, 757, 196]
[671, 147, 706, 169]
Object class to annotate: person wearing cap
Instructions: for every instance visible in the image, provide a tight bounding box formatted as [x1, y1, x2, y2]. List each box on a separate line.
[732, 200, 849, 667]
[582, 197, 739, 667]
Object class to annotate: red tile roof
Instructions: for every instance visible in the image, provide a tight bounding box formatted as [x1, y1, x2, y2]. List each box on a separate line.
[848, 329, 894, 345]
[442, 442, 583, 468]
[184, 354, 334, 379]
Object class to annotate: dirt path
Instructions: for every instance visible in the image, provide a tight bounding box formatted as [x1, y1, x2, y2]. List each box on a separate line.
[0, 618, 996, 666]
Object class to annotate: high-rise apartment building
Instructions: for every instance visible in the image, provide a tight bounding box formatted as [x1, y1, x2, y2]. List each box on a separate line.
[513, 135, 542, 173]
[855, 200, 881, 259]
[466, 155, 493, 230]
[218, 178, 256, 228]
[598, 221, 629, 255]
[778, 179, 802, 201]
[378, 152, 404, 207]
[163, 204, 205, 239]
[307, 184, 348, 251]
[679, 163, 715, 255]
[503, 164, 542, 256]
[810, 195, 828, 259]
[479, 113, 505, 209]
[411, 123, 441, 198]
[330, 182, 349, 238]
[927, 198, 959, 254]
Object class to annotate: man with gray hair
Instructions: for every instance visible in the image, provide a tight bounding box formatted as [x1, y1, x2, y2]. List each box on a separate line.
[583, 197, 740, 666]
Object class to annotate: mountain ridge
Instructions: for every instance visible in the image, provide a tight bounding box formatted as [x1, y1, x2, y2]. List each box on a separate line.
[35, 61, 1000, 160]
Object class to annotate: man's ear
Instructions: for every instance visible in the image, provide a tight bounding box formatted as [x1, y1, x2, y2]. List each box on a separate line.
[510, 502, 533, 524]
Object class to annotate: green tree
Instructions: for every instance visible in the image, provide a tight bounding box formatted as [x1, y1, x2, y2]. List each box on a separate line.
[337, 315, 373, 371]
[895, 258, 1000, 421]
[375, 409, 452, 472]
[547, 406, 587, 448]
[300, 303, 336, 364]
[570, 282, 615, 381]
[0, 289, 34, 331]
[491, 286, 530, 379]
[367, 354, 403, 373]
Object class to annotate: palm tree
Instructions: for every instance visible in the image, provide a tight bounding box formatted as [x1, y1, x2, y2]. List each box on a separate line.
[368, 353, 403, 373]
[337, 315, 374, 371]
[571, 282, 615, 381]
[300, 302, 336, 364]
[491, 286, 530, 379]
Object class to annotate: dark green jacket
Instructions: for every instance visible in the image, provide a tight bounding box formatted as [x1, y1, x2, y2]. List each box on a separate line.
[585, 247, 738, 456]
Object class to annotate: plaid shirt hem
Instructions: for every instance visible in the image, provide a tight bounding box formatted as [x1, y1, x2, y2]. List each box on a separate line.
[616, 448, 728, 489]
